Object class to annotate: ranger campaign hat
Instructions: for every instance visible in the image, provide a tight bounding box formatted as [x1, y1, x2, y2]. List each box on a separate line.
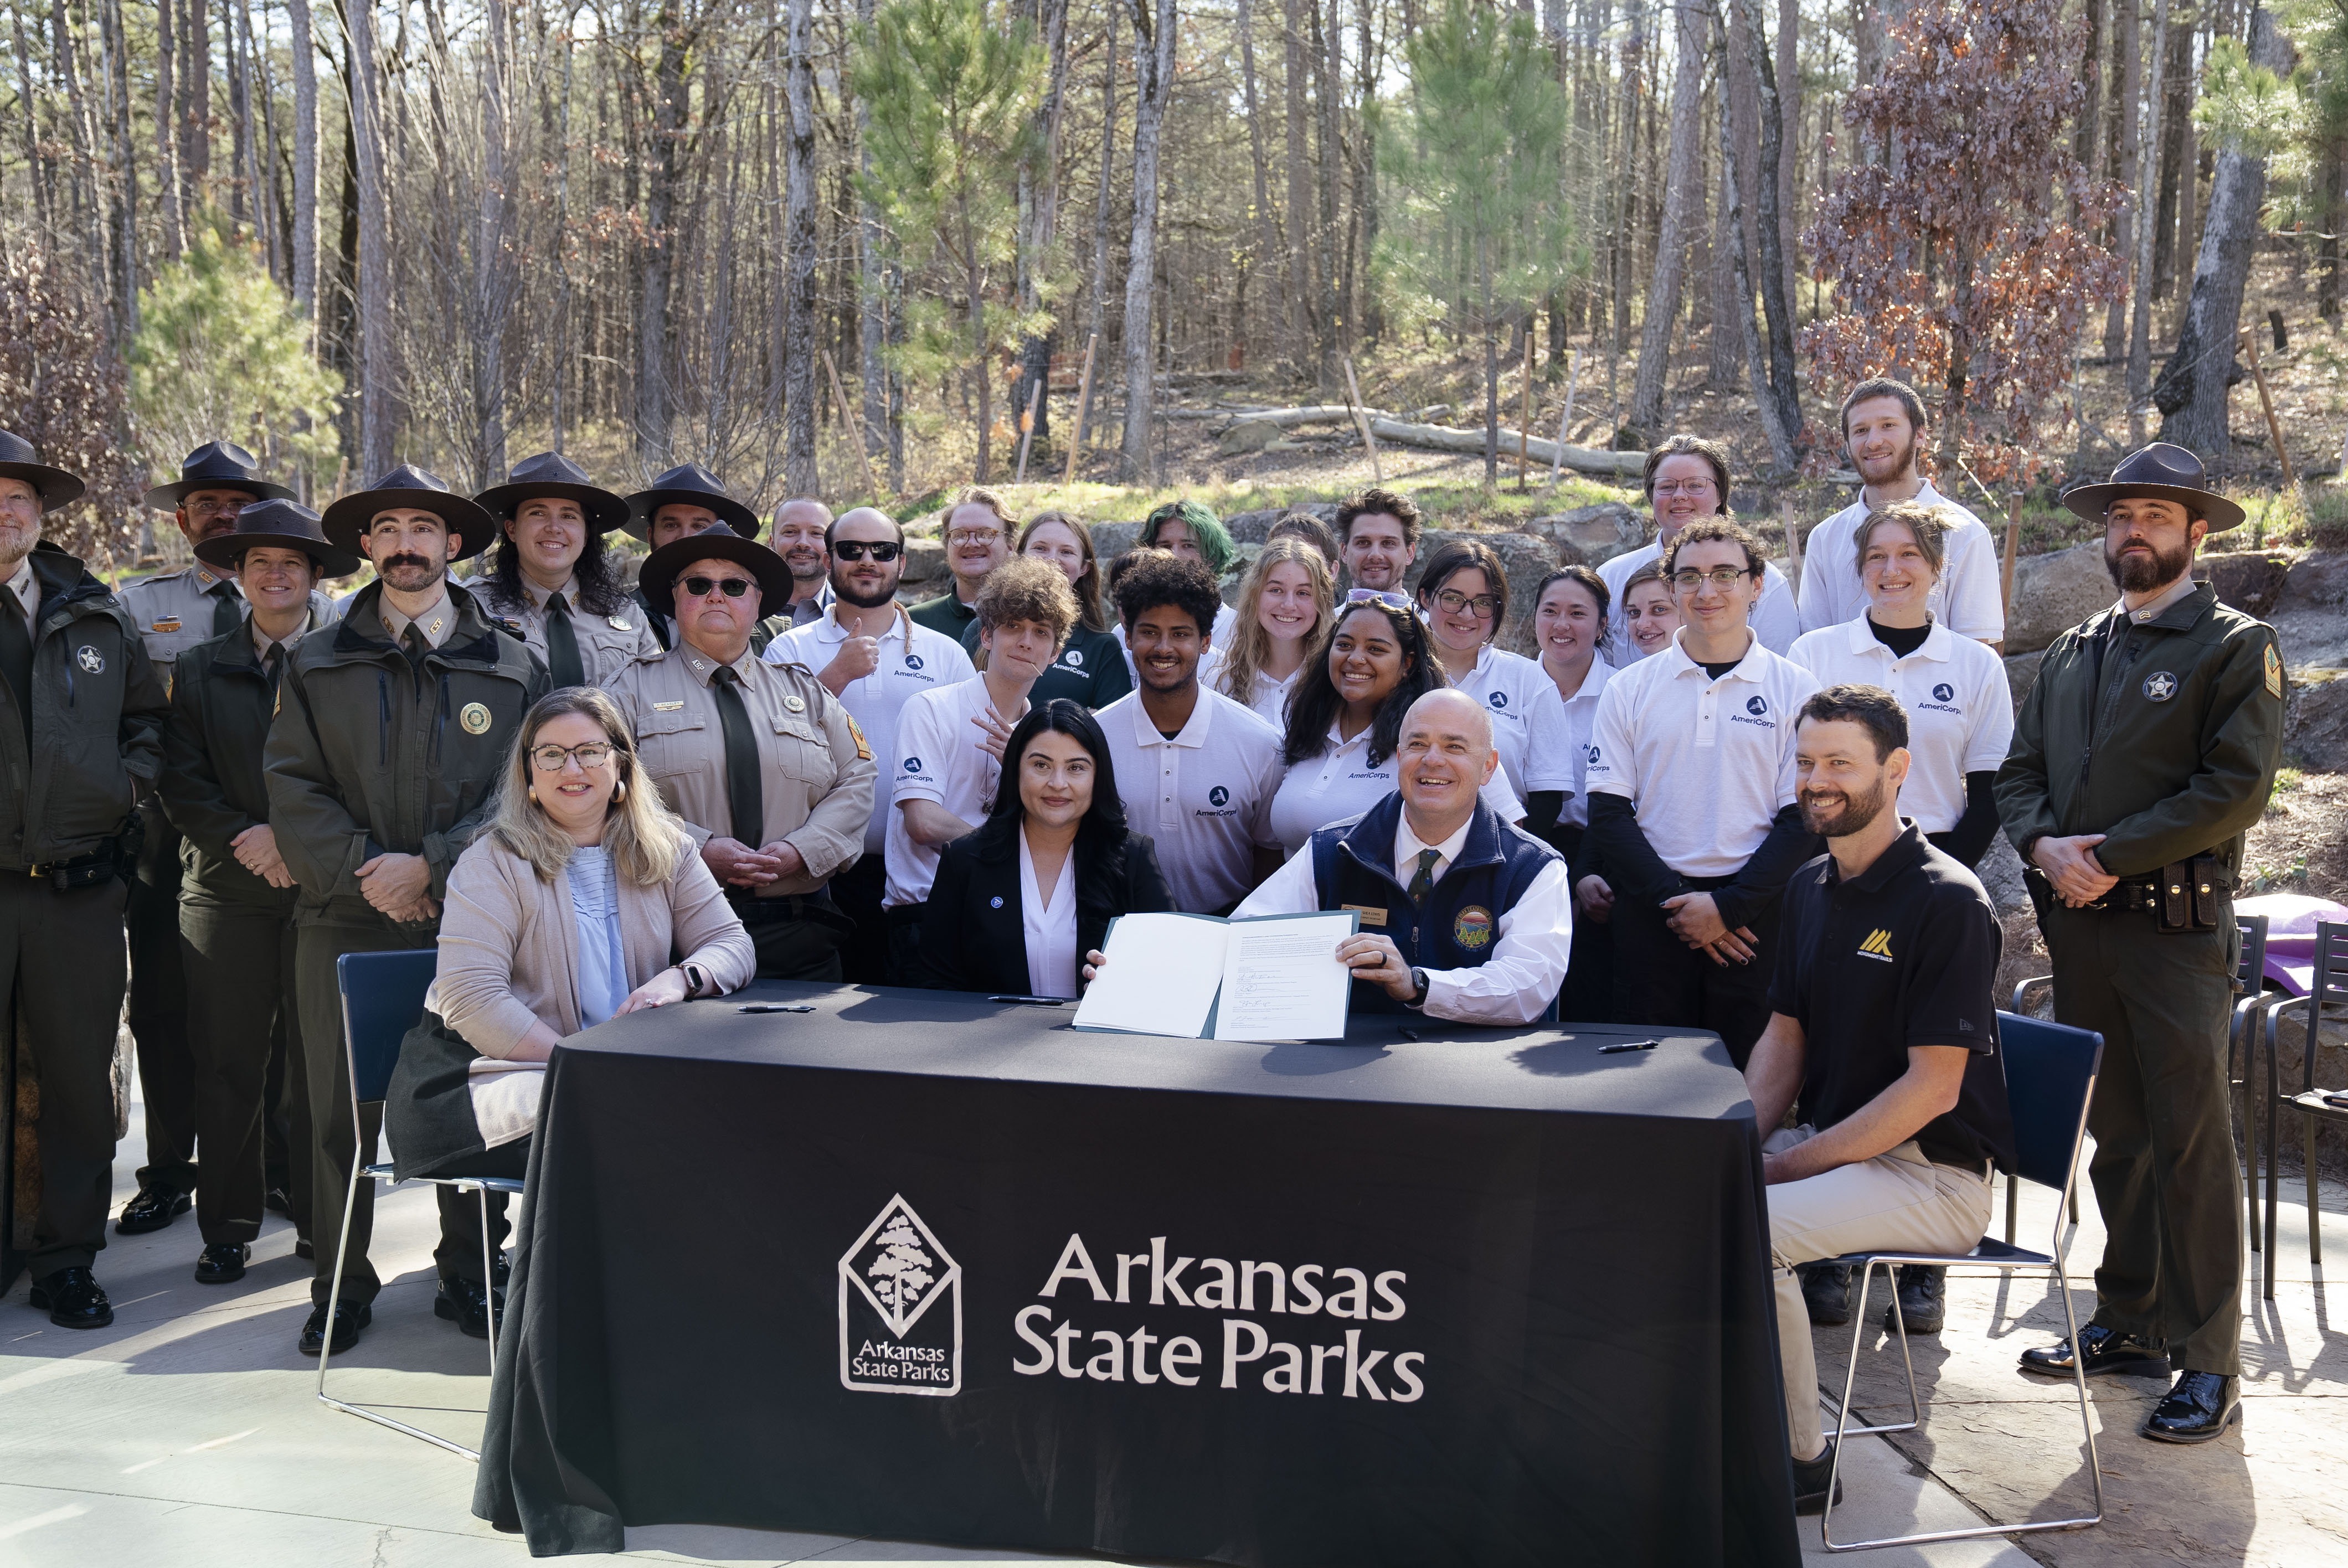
[475, 450, 632, 534]
[2061, 442, 2247, 533]
[0, 429, 86, 513]
[621, 462, 761, 542]
[192, 497, 364, 579]
[637, 529, 794, 620]
[320, 463, 500, 561]
[141, 440, 296, 510]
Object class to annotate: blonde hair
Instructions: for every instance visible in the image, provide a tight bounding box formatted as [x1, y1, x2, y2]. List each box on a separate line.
[490, 688, 693, 887]
[1852, 499, 1950, 579]
[1214, 538, 1333, 709]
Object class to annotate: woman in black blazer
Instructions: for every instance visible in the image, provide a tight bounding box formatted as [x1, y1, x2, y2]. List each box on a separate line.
[920, 699, 1172, 997]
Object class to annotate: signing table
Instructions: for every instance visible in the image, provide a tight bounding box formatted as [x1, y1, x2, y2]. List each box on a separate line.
[473, 984, 1799, 1566]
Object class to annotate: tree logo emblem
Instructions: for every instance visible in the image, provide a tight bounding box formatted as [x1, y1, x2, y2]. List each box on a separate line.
[840, 1194, 962, 1397]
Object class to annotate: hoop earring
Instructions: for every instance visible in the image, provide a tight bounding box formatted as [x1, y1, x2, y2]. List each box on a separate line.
[612, 777, 627, 804]
[527, 786, 539, 805]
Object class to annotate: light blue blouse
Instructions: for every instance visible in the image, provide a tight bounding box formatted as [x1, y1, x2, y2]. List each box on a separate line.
[568, 847, 630, 1027]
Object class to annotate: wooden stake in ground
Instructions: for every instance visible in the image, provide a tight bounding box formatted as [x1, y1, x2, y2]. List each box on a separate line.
[2239, 328, 2297, 489]
[1342, 357, 1383, 483]
[2000, 494, 2022, 628]
[1517, 334, 1536, 490]
[1780, 497, 1803, 596]
[821, 348, 881, 499]
[1549, 349, 1583, 486]
[1063, 332, 1099, 487]
[1013, 377, 1045, 484]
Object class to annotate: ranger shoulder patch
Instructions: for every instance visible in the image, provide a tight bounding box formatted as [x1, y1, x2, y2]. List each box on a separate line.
[846, 712, 873, 761]
[2265, 642, 2285, 699]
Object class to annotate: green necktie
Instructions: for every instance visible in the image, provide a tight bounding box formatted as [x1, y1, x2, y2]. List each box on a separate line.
[0, 595, 32, 737]
[1405, 847, 1441, 906]
[710, 665, 766, 849]
[210, 580, 243, 636]
[544, 591, 586, 689]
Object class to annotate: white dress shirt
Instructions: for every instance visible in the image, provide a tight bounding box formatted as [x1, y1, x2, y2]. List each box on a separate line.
[1096, 685, 1285, 914]
[1599, 541, 1800, 654]
[1017, 826, 1080, 999]
[1796, 480, 2005, 643]
[1787, 616, 2014, 834]
[4, 559, 35, 620]
[1522, 654, 1617, 830]
[1237, 808, 1574, 1026]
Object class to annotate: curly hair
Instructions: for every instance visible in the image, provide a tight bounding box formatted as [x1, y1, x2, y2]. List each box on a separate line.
[1851, 499, 1950, 580]
[483, 522, 629, 616]
[1281, 599, 1445, 769]
[974, 554, 1080, 645]
[1111, 553, 1224, 639]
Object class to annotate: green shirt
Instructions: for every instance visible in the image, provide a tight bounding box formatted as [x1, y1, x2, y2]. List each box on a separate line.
[908, 591, 976, 641]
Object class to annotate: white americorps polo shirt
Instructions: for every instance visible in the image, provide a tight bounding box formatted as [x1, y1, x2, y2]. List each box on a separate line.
[1201, 644, 1304, 728]
[1788, 616, 2014, 834]
[1598, 540, 1801, 654]
[1097, 685, 1286, 915]
[1446, 643, 1559, 798]
[770, 606, 977, 855]
[1266, 720, 1526, 855]
[885, 679, 1023, 908]
[1522, 654, 1617, 831]
[1796, 480, 2005, 643]
[1583, 631, 1821, 876]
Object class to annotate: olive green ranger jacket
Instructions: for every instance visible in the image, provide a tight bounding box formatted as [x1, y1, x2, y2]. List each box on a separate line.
[263, 580, 549, 925]
[1996, 581, 2285, 886]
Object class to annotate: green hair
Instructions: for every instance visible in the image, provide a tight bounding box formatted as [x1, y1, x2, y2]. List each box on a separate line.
[1142, 499, 1237, 577]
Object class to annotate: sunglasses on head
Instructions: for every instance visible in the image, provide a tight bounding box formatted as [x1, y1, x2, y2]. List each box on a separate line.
[831, 540, 902, 562]
[682, 575, 756, 599]
[1343, 587, 1430, 625]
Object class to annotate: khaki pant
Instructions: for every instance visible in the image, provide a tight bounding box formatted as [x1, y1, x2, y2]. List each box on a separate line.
[1765, 1127, 1992, 1460]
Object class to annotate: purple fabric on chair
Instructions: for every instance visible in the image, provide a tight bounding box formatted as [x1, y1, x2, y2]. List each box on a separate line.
[2232, 895, 2348, 996]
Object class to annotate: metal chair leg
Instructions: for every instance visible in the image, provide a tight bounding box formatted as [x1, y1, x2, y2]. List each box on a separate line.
[2005, 1174, 2017, 1247]
[2267, 1009, 2284, 1301]
[480, 1184, 498, 1380]
[2309, 1118, 2324, 1266]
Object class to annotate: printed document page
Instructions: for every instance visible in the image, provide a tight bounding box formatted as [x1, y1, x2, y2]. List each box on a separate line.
[1070, 912, 1230, 1037]
[1211, 911, 1358, 1043]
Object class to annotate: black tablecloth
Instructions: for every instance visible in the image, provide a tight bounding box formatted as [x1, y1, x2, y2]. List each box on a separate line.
[474, 985, 1798, 1566]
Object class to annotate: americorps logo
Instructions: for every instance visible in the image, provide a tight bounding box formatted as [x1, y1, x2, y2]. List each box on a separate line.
[1745, 695, 1768, 716]
[1208, 785, 1230, 808]
[840, 1195, 962, 1395]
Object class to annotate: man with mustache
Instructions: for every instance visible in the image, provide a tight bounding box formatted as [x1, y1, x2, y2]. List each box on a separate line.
[1747, 684, 2014, 1514]
[265, 465, 548, 1355]
[770, 497, 836, 628]
[115, 443, 331, 1239]
[0, 431, 171, 1330]
[767, 507, 975, 982]
[1795, 379, 2005, 647]
[1996, 443, 2285, 1445]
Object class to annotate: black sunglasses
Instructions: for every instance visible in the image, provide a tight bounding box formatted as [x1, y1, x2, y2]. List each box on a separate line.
[831, 540, 902, 562]
[681, 575, 756, 599]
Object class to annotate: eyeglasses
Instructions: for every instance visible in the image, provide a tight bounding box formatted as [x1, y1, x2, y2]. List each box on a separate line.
[1671, 567, 1752, 591]
[1433, 587, 1499, 618]
[682, 575, 756, 599]
[946, 528, 1003, 546]
[832, 540, 902, 562]
[186, 497, 246, 518]
[530, 741, 615, 772]
[1650, 479, 1717, 498]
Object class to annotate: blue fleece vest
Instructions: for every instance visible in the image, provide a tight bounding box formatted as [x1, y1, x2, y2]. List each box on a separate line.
[1307, 793, 1561, 1014]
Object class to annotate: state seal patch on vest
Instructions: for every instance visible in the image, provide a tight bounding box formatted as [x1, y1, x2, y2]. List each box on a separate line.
[1453, 906, 1494, 951]
[460, 702, 493, 735]
[2265, 643, 2284, 699]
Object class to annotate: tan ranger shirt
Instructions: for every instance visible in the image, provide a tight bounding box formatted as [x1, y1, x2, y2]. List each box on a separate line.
[120, 561, 339, 690]
[476, 574, 661, 684]
[607, 642, 877, 898]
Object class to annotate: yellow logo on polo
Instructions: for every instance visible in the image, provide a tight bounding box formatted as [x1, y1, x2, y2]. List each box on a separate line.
[1857, 929, 1895, 962]
[460, 702, 493, 735]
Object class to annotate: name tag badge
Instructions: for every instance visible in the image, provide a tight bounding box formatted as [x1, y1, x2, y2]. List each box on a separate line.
[652, 700, 686, 711]
[1342, 903, 1389, 929]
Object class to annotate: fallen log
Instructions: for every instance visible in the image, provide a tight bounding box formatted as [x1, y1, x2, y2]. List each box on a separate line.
[1366, 417, 1646, 478]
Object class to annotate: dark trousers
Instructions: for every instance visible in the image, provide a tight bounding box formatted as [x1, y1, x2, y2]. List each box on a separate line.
[885, 901, 926, 987]
[128, 816, 198, 1194]
[731, 893, 851, 981]
[297, 913, 507, 1306]
[1613, 876, 1778, 1070]
[1, 874, 129, 1280]
[832, 855, 889, 985]
[181, 890, 311, 1247]
[2046, 903, 2243, 1375]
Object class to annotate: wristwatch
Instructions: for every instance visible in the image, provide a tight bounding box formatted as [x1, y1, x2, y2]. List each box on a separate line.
[682, 962, 708, 999]
[1407, 966, 1430, 1009]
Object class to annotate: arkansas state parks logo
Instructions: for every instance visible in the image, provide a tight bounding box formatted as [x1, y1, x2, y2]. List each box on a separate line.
[840, 1194, 962, 1396]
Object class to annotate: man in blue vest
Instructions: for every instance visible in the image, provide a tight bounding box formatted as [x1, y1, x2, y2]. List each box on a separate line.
[1222, 689, 1572, 1024]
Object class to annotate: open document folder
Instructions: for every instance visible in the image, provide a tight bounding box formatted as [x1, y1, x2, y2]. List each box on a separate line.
[1071, 909, 1360, 1043]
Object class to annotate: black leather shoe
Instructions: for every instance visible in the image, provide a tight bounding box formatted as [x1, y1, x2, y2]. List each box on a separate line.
[28, 1267, 114, 1329]
[1791, 1440, 1842, 1515]
[1886, 1265, 1946, 1335]
[435, 1275, 497, 1339]
[294, 1237, 315, 1261]
[115, 1185, 192, 1235]
[297, 1299, 370, 1355]
[2019, 1323, 2170, 1378]
[491, 1250, 511, 1291]
[263, 1183, 292, 1216]
[2143, 1370, 2242, 1443]
[1801, 1264, 1852, 1327]
[193, 1242, 250, 1284]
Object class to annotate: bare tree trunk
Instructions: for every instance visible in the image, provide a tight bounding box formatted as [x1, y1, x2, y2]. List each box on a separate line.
[784, 0, 818, 493]
[1355, 0, 1382, 346]
[1078, 0, 1118, 467]
[1120, 0, 1177, 481]
[636, 1, 684, 467]
[181, 0, 211, 219]
[1311, 0, 1343, 379]
[856, 0, 897, 487]
[347, 0, 392, 473]
[1743, 0, 1800, 451]
[2072, 0, 2103, 224]
[2152, 12, 2193, 301]
[2125, 0, 2171, 429]
[1717, 22, 1795, 474]
[289, 0, 318, 336]
[1237, 0, 1286, 348]
[1775, 0, 1796, 311]
[224, 0, 250, 226]
[473, 0, 516, 486]
[1282, 0, 1317, 369]
[50, 0, 109, 329]
[1012, 0, 1070, 447]
[2102, 0, 2139, 360]
[2157, 6, 2292, 462]
[157, 0, 184, 255]
[1626, 0, 1705, 442]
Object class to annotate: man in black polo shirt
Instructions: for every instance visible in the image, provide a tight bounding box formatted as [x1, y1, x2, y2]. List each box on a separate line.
[1747, 684, 2015, 1513]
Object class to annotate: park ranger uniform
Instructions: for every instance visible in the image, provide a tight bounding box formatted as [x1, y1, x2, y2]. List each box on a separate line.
[1996, 446, 2284, 1416]
[475, 574, 658, 687]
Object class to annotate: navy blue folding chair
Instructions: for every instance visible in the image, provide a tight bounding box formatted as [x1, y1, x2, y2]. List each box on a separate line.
[2264, 919, 2348, 1301]
[316, 949, 524, 1463]
[1817, 1010, 2105, 1552]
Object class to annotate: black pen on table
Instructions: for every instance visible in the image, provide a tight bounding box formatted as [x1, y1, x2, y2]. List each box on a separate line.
[1598, 1038, 1659, 1054]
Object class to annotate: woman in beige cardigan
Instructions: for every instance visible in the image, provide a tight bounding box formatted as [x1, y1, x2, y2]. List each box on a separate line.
[388, 689, 755, 1191]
